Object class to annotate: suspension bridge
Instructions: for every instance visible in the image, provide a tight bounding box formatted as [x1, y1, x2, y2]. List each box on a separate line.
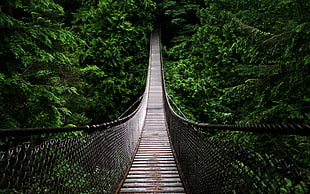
[0, 29, 309, 193]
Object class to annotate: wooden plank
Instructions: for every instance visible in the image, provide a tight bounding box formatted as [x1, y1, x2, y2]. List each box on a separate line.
[124, 178, 182, 183]
[122, 182, 183, 187]
[138, 148, 171, 150]
[137, 149, 172, 152]
[117, 29, 186, 194]
[126, 174, 181, 178]
[138, 146, 170, 148]
[133, 158, 175, 161]
[138, 149, 171, 152]
[139, 145, 170, 147]
[133, 155, 175, 158]
[120, 187, 185, 193]
[131, 164, 177, 167]
[138, 144, 170, 146]
[133, 161, 176, 164]
[130, 167, 178, 171]
[128, 170, 179, 175]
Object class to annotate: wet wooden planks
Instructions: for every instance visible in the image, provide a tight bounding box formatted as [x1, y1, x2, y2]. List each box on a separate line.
[120, 120, 185, 193]
[118, 30, 186, 193]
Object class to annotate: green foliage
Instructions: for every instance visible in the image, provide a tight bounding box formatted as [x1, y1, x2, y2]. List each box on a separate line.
[163, 0, 310, 124]
[0, 0, 84, 128]
[72, 0, 156, 122]
[162, 0, 310, 172]
[0, 0, 156, 128]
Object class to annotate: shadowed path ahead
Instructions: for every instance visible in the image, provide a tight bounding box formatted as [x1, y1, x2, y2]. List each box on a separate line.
[118, 29, 186, 193]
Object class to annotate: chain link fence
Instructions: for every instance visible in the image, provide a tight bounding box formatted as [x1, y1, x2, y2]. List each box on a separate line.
[0, 54, 151, 193]
[165, 99, 309, 193]
[0, 63, 150, 193]
[0, 106, 147, 193]
[0, 82, 149, 193]
[0, 29, 156, 194]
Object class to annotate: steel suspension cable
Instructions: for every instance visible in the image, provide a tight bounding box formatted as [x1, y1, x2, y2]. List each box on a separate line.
[164, 94, 310, 136]
[118, 95, 143, 119]
[159, 23, 309, 192]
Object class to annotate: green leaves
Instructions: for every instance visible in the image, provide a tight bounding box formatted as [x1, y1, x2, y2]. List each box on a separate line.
[0, 0, 82, 128]
[161, 0, 310, 174]
[72, 0, 155, 122]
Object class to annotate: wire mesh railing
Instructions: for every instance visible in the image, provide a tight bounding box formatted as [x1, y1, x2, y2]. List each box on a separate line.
[0, 124, 134, 193]
[0, 91, 149, 193]
[0, 96, 148, 194]
[163, 74, 310, 193]
[164, 106, 309, 193]
[158, 26, 310, 192]
[0, 35, 152, 193]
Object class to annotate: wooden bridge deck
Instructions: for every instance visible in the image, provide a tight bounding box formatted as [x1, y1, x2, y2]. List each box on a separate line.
[118, 30, 186, 193]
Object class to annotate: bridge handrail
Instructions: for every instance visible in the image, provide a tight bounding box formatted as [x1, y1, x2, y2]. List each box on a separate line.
[159, 30, 309, 194]
[0, 99, 142, 137]
[0, 36, 153, 137]
[157, 26, 309, 136]
[164, 104, 310, 136]
[0, 30, 155, 193]
[162, 66, 309, 136]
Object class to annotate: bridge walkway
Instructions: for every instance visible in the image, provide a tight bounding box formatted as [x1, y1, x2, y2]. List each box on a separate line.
[118, 30, 186, 193]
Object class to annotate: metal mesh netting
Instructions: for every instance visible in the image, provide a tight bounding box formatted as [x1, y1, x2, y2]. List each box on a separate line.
[0, 53, 150, 193]
[0, 61, 150, 193]
[165, 105, 309, 193]
[0, 30, 155, 194]
[0, 108, 146, 193]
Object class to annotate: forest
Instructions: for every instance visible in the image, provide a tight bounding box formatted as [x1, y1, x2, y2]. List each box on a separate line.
[160, 0, 309, 171]
[0, 0, 156, 129]
[0, 0, 309, 172]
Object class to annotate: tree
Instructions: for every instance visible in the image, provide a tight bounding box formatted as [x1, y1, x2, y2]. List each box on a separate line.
[73, 0, 156, 122]
[0, 0, 84, 128]
[162, 0, 310, 168]
[163, 0, 310, 124]
[0, 0, 158, 128]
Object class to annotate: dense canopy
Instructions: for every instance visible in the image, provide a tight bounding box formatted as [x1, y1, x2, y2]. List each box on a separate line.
[0, 0, 309, 174]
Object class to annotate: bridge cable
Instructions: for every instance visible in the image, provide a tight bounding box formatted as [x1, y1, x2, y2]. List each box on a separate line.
[167, 94, 189, 120]
[117, 95, 144, 119]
